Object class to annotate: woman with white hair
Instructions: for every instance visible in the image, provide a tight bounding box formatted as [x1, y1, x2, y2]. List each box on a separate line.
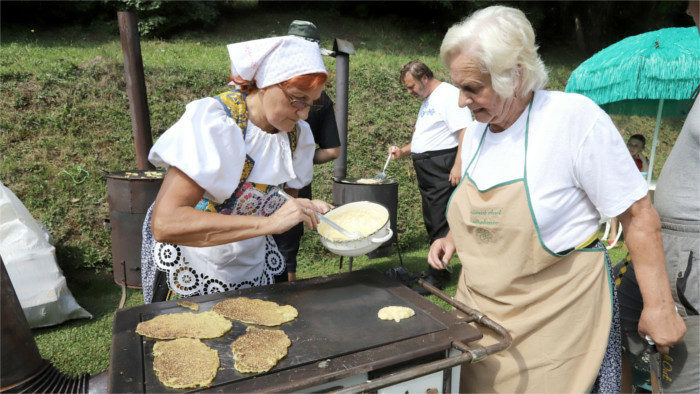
[428, 5, 686, 392]
[140, 36, 332, 303]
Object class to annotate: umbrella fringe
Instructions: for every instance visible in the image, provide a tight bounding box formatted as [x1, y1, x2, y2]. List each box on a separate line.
[565, 26, 700, 108]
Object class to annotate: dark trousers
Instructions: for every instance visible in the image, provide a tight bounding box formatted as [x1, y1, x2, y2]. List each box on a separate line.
[273, 184, 312, 282]
[412, 147, 458, 244]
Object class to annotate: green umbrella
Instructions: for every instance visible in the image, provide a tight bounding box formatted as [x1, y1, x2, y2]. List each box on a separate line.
[565, 26, 700, 182]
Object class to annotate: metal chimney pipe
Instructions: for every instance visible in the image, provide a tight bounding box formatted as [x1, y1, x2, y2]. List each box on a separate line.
[332, 39, 355, 180]
[118, 11, 155, 171]
[0, 257, 46, 389]
[0, 257, 95, 393]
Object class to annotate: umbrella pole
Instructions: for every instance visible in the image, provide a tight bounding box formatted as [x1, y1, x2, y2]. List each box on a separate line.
[647, 98, 664, 184]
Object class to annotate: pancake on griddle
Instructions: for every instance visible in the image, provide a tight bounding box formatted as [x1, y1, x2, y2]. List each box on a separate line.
[378, 306, 415, 322]
[153, 338, 219, 389]
[136, 311, 232, 339]
[177, 300, 199, 311]
[230, 326, 291, 373]
[211, 297, 298, 326]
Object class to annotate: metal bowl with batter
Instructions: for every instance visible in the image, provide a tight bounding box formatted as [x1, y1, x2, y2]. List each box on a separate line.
[317, 201, 393, 257]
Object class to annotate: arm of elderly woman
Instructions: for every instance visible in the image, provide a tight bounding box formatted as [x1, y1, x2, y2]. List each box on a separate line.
[151, 166, 325, 247]
[618, 194, 687, 353]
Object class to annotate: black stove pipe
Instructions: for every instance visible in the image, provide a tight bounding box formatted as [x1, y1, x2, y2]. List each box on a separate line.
[331, 39, 355, 180]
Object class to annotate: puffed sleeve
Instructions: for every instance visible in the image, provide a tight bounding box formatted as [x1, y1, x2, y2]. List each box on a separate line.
[148, 97, 246, 203]
[285, 120, 316, 189]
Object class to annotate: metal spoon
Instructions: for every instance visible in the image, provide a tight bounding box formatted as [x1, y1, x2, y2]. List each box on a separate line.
[374, 152, 392, 181]
[277, 190, 362, 240]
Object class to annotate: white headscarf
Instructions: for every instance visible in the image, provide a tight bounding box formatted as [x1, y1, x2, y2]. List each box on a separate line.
[227, 36, 327, 88]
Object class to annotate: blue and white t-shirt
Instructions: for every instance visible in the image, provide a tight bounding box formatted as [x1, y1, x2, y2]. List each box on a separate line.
[411, 82, 472, 154]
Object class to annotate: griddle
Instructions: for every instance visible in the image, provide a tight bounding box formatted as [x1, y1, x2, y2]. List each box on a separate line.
[108, 269, 483, 393]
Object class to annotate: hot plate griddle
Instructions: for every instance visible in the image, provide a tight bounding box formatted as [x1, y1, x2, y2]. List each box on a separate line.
[109, 269, 482, 393]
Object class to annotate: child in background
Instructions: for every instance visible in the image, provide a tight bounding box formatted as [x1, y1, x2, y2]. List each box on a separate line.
[626, 134, 650, 173]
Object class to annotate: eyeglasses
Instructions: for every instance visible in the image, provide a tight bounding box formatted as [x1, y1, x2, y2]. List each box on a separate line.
[278, 84, 323, 111]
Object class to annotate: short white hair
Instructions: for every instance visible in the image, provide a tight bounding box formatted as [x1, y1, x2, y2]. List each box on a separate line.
[440, 5, 548, 98]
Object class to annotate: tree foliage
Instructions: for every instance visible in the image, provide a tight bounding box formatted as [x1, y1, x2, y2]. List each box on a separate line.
[117, 0, 221, 37]
[1, 1, 692, 52]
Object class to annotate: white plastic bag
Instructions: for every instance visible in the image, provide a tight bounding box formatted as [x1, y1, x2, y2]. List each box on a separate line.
[0, 182, 92, 328]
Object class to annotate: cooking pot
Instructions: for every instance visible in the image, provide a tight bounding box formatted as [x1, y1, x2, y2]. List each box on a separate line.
[318, 201, 393, 257]
[104, 169, 164, 288]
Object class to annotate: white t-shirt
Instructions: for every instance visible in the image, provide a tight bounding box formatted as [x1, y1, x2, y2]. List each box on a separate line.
[149, 97, 315, 203]
[411, 82, 472, 153]
[461, 90, 648, 252]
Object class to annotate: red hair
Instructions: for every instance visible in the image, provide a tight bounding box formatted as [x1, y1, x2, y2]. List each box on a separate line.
[228, 72, 327, 93]
[228, 75, 257, 93]
[279, 72, 328, 91]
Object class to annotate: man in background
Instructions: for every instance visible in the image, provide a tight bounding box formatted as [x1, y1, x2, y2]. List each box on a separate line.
[274, 20, 341, 282]
[618, 2, 699, 391]
[390, 60, 471, 291]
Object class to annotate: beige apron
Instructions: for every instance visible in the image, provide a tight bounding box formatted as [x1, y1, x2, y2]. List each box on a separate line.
[449, 101, 613, 392]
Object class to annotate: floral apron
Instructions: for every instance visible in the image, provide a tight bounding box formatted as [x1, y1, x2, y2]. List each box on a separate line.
[141, 90, 298, 303]
[448, 98, 617, 392]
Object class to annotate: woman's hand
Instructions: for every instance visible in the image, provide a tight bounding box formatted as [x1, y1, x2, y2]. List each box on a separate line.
[428, 232, 456, 271]
[269, 198, 320, 232]
[638, 304, 686, 354]
[310, 199, 333, 215]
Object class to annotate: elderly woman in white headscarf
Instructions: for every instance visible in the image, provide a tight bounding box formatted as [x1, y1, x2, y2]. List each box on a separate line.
[141, 36, 331, 303]
[428, 5, 686, 393]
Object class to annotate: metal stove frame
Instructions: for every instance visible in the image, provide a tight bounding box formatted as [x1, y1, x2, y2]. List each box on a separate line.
[108, 270, 510, 393]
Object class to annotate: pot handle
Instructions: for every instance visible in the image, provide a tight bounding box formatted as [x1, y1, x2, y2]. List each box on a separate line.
[371, 228, 393, 243]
